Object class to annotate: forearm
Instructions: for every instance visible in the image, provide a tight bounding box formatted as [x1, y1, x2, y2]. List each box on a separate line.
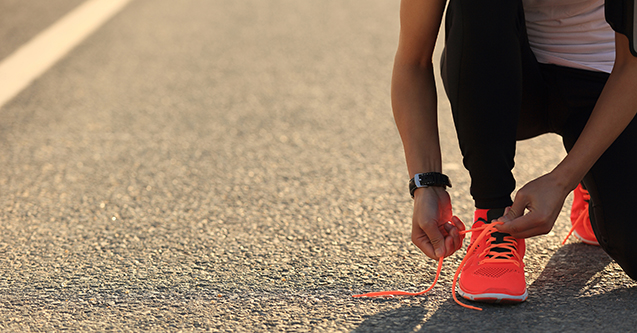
[551, 33, 637, 191]
[391, 61, 442, 178]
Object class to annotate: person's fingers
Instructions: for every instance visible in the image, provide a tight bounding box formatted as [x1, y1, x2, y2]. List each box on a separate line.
[495, 213, 529, 236]
[444, 234, 455, 258]
[495, 212, 552, 239]
[451, 216, 466, 232]
[420, 220, 447, 258]
[415, 217, 467, 259]
[442, 221, 453, 232]
[411, 223, 437, 259]
[438, 218, 466, 256]
[439, 222, 457, 257]
[496, 201, 526, 223]
[451, 216, 466, 243]
[499, 222, 548, 239]
[445, 221, 460, 252]
[448, 216, 465, 252]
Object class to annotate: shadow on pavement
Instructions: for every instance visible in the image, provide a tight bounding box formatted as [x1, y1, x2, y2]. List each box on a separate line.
[352, 243, 637, 332]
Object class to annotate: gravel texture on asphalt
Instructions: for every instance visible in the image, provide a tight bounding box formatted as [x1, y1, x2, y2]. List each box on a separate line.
[0, 0, 636, 331]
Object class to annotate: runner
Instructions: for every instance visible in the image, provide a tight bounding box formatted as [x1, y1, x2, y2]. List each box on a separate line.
[393, 0, 637, 304]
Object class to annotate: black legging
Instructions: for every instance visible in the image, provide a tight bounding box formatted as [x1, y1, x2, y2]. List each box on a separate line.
[440, 0, 637, 279]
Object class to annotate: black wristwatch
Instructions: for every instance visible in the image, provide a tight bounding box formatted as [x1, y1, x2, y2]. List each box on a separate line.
[409, 172, 452, 198]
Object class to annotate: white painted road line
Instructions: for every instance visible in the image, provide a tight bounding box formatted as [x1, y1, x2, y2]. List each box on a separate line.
[0, 0, 133, 109]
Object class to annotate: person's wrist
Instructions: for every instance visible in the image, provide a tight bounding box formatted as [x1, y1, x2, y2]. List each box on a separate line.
[548, 167, 581, 193]
[409, 172, 451, 198]
[412, 185, 443, 199]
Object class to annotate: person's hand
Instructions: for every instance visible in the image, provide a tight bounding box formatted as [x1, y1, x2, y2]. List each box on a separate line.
[495, 173, 572, 238]
[412, 186, 465, 259]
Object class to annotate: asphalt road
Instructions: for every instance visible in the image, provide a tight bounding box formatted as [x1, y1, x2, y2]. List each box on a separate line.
[1, 0, 636, 331]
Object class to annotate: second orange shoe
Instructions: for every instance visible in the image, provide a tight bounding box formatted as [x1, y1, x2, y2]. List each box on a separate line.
[564, 184, 599, 246]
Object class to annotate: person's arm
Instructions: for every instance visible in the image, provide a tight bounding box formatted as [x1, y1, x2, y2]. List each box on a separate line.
[497, 33, 637, 237]
[392, 0, 464, 259]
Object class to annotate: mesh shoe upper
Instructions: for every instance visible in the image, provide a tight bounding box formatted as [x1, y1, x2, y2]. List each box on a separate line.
[458, 209, 527, 301]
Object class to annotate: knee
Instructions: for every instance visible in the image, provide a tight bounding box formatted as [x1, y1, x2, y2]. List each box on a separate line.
[596, 223, 637, 280]
[603, 240, 637, 280]
[615, 255, 637, 281]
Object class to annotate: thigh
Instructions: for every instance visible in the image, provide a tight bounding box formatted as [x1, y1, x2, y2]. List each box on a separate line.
[548, 65, 609, 148]
[441, 0, 555, 140]
[440, 0, 554, 207]
[515, 52, 555, 140]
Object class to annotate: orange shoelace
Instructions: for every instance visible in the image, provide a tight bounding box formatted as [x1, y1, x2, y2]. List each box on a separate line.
[562, 190, 591, 245]
[353, 222, 520, 311]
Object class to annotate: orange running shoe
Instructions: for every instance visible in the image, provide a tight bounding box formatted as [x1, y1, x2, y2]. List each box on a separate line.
[457, 208, 528, 303]
[563, 184, 599, 246]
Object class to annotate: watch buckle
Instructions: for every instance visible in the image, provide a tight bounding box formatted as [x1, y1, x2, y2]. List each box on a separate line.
[414, 175, 428, 188]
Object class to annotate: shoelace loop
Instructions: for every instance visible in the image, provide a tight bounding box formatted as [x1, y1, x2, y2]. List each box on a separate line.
[479, 232, 521, 266]
[353, 222, 512, 311]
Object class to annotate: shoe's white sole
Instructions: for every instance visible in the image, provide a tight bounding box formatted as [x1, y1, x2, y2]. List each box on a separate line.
[457, 288, 528, 304]
[573, 230, 600, 246]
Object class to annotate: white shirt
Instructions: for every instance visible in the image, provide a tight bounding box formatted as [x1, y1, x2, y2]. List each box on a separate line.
[523, 0, 616, 73]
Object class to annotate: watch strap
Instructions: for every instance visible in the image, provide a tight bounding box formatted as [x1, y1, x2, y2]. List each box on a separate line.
[409, 172, 452, 198]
